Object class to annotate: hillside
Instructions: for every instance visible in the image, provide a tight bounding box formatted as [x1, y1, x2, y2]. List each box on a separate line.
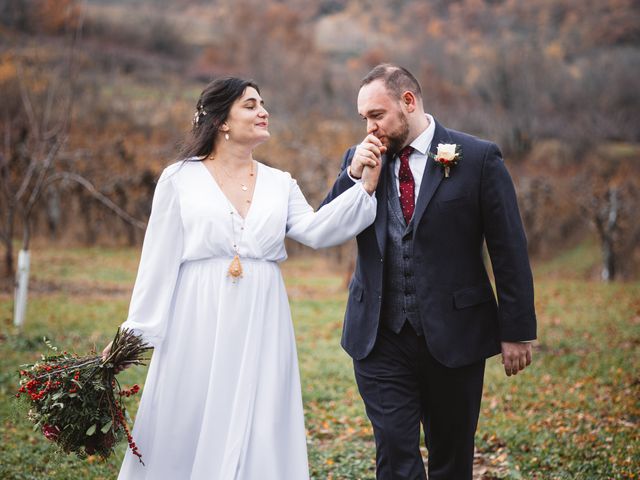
[0, 0, 639, 278]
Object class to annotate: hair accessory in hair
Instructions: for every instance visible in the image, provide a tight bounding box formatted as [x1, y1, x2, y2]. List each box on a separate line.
[192, 104, 208, 127]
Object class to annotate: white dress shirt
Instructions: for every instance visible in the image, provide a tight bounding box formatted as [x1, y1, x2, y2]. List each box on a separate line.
[391, 114, 435, 200]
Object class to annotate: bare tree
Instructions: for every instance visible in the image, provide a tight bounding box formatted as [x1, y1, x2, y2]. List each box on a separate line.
[592, 187, 619, 281]
[578, 154, 640, 282]
[0, 2, 146, 329]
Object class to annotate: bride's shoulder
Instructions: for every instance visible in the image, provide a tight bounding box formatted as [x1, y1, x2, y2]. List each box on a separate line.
[159, 159, 200, 181]
[256, 161, 293, 183]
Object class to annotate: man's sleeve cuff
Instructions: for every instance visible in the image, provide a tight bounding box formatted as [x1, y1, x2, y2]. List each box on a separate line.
[347, 165, 362, 183]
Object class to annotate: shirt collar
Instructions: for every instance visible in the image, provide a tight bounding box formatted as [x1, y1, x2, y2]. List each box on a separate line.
[407, 114, 435, 156]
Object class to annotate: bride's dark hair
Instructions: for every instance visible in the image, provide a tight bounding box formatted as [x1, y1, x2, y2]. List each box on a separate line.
[178, 76, 260, 161]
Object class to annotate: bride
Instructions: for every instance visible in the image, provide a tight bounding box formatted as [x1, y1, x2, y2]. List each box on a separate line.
[102, 76, 381, 479]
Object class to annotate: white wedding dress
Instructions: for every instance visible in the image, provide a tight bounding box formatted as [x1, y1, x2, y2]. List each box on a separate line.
[117, 160, 376, 479]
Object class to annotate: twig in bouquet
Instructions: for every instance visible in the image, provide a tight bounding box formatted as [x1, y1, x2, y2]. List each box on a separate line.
[31, 357, 102, 381]
[117, 360, 149, 367]
[102, 328, 152, 370]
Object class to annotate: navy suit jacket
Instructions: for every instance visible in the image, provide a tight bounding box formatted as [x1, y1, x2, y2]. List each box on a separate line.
[321, 119, 536, 368]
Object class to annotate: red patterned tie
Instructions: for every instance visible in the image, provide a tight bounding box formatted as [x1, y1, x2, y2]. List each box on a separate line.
[398, 146, 415, 224]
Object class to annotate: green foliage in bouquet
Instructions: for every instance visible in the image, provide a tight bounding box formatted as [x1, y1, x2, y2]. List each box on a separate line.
[15, 329, 152, 463]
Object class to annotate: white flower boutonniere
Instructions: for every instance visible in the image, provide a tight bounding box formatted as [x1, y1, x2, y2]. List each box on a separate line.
[429, 143, 462, 178]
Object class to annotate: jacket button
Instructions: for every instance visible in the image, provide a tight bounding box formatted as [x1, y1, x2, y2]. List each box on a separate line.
[380, 257, 383, 262]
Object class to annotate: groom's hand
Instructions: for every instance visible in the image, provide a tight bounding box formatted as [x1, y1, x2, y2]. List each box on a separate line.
[500, 341, 532, 376]
[350, 134, 386, 179]
[362, 155, 382, 194]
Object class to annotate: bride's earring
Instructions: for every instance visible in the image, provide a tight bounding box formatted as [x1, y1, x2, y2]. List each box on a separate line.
[224, 132, 230, 141]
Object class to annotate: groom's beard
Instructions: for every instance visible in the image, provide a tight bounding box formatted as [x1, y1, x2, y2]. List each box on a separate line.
[384, 112, 410, 158]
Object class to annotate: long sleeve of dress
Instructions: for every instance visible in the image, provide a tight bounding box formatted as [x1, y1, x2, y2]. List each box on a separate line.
[120, 169, 184, 348]
[285, 175, 376, 249]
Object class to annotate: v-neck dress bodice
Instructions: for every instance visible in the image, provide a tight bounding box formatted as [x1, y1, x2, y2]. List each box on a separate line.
[117, 160, 376, 480]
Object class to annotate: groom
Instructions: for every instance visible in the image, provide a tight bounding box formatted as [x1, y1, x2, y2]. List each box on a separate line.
[322, 64, 536, 479]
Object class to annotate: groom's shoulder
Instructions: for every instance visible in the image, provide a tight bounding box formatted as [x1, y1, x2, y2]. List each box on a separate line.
[445, 127, 497, 153]
[345, 145, 358, 155]
[322, 145, 356, 171]
[342, 145, 358, 165]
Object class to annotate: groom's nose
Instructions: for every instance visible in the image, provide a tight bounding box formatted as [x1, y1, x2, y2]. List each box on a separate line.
[367, 120, 378, 135]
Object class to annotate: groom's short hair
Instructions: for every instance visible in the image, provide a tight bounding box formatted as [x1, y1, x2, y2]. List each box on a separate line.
[361, 64, 423, 100]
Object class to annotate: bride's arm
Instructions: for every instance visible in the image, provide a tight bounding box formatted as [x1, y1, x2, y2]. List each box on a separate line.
[285, 175, 377, 249]
[118, 168, 184, 348]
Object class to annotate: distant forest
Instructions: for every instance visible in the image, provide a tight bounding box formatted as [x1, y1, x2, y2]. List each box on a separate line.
[1, 0, 639, 279]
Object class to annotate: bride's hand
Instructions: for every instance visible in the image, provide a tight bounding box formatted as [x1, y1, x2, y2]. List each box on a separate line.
[102, 341, 113, 362]
[102, 341, 127, 373]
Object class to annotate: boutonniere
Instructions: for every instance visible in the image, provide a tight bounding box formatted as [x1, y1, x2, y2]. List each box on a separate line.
[429, 143, 462, 178]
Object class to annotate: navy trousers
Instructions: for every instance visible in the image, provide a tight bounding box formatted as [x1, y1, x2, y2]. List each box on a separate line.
[354, 323, 486, 480]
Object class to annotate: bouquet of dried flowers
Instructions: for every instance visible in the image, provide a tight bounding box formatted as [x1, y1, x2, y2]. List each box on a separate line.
[15, 328, 151, 463]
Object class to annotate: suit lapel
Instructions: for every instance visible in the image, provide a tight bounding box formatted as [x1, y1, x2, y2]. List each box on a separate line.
[374, 153, 390, 255]
[412, 120, 452, 226]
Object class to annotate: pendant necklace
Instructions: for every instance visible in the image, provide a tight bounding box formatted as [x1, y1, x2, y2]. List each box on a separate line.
[227, 208, 244, 281]
[208, 158, 254, 281]
[217, 159, 255, 192]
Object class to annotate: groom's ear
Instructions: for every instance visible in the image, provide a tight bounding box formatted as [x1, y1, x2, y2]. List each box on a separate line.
[402, 91, 417, 113]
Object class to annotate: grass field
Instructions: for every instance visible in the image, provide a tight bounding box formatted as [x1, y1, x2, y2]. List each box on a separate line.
[1, 245, 638, 479]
